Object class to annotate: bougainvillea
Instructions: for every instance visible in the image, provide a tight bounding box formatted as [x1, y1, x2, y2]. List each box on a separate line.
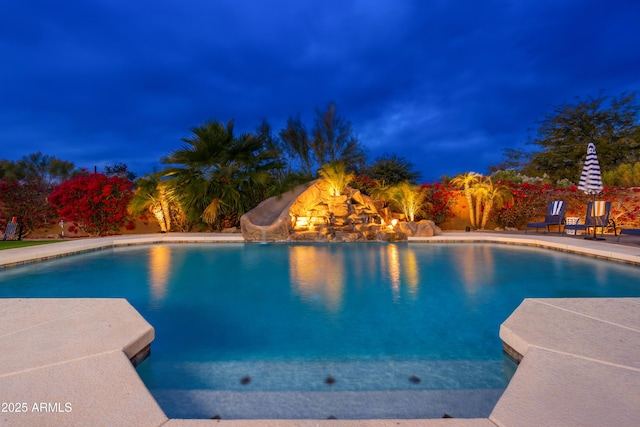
[492, 182, 640, 230]
[49, 173, 134, 236]
[420, 181, 457, 224]
[350, 174, 378, 196]
[494, 182, 552, 228]
[602, 186, 640, 228]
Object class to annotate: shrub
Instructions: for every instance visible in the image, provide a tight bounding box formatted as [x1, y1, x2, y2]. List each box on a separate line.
[603, 187, 640, 228]
[49, 173, 134, 236]
[0, 178, 54, 236]
[420, 181, 456, 224]
[383, 182, 429, 222]
[493, 182, 640, 229]
[351, 174, 378, 196]
[603, 162, 640, 187]
[493, 182, 549, 228]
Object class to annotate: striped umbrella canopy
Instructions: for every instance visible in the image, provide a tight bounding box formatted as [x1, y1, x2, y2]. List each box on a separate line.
[577, 142, 603, 195]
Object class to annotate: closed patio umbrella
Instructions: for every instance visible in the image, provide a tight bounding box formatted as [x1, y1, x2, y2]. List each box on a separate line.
[578, 142, 603, 195]
[577, 142, 604, 239]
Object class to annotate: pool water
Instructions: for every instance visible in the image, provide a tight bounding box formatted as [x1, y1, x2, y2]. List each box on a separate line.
[1, 242, 639, 419]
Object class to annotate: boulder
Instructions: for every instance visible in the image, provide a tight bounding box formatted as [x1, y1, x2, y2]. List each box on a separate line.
[397, 221, 417, 236]
[330, 203, 350, 218]
[414, 220, 442, 237]
[333, 231, 362, 242]
[290, 231, 324, 241]
[350, 189, 366, 206]
[376, 230, 408, 242]
[309, 203, 330, 217]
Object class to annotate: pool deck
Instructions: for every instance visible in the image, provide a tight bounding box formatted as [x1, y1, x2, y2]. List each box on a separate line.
[1, 232, 639, 426]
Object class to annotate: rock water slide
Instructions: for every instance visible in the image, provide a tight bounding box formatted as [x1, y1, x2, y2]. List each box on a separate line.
[241, 179, 440, 242]
[240, 181, 316, 242]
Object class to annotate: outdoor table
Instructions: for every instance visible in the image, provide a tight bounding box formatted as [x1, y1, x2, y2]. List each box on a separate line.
[565, 217, 581, 235]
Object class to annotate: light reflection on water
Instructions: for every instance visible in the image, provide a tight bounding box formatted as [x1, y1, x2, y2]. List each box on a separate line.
[289, 245, 345, 310]
[289, 243, 423, 309]
[456, 245, 496, 294]
[149, 245, 171, 302]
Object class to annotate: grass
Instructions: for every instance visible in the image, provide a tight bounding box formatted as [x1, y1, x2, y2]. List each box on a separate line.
[0, 240, 64, 250]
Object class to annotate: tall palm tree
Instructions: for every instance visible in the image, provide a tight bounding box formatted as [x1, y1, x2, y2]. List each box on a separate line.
[162, 120, 283, 229]
[451, 172, 482, 229]
[473, 178, 513, 230]
[471, 179, 490, 228]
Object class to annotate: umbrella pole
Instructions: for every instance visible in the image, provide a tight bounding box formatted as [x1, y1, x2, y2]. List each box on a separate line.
[593, 194, 597, 239]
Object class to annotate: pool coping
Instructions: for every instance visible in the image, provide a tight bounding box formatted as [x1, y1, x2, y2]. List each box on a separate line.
[1, 232, 639, 426]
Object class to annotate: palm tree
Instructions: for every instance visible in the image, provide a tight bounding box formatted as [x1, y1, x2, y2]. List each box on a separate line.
[451, 172, 482, 229]
[129, 175, 188, 232]
[471, 179, 490, 228]
[162, 120, 283, 229]
[130, 175, 172, 232]
[478, 179, 513, 229]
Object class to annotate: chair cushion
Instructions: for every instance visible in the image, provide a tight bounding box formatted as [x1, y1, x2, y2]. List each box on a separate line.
[550, 201, 564, 216]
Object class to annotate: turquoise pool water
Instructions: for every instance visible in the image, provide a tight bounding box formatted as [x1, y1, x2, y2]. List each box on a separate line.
[1, 242, 639, 419]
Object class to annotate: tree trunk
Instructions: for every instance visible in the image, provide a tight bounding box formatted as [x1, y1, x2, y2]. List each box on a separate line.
[160, 198, 171, 232]
[152, 204, 168, 232]
[481, 200, 494, 229]
[475, 195, 483, 230]
[464, 186, 476, 228]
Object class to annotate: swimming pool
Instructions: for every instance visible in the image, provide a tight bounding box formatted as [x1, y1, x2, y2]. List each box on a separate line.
[1, 242, 639, 419]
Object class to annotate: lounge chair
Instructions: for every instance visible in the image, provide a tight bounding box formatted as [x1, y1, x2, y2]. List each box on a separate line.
[564, 201, 617, 238]
[525, 201, 566, 234]
[2, 217, 19, 241]
[617, 228, 640, 242]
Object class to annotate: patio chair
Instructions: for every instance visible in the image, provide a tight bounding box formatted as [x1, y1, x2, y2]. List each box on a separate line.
[564, 201, 617, 238]
[2, 217, 19, 241]
[525, 201, 566, 234]
[617, 228, 640, 242]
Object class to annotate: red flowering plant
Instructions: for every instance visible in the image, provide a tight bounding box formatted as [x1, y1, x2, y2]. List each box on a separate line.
[551, 186, 585, 217]
[493, 182, 598, 229]
[602, 187, 640, 229]
[537, 186, 640, 230]
[350, 174, 378, 196]
[492, 182, 640, 230]
[493, 182, 549, 228]
[49, 173, 134, 236]
[419, 181, 456, 224]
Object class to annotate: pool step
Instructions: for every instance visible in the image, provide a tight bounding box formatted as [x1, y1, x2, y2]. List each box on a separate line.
[138, 359, 515, 391]
[150, 388, 505, 419]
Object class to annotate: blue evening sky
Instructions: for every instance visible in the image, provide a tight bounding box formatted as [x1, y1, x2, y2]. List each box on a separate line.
[1, 0, 639, 181]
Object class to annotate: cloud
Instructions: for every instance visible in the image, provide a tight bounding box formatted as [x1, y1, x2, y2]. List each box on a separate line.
[1, 0, 639, 181]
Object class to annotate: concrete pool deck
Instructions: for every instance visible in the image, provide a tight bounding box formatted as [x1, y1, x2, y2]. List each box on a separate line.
[1, 232, 639, 426]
